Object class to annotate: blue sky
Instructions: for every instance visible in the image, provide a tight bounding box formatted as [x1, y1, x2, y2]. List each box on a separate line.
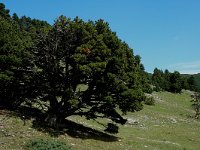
[2, 0, 200, 74]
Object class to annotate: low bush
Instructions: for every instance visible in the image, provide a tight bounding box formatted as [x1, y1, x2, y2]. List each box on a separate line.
[25, 138, 71, 150]
[144, 97, 155, 105]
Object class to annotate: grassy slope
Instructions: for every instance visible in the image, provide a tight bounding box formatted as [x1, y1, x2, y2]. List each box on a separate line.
[0, 91, 200, 150]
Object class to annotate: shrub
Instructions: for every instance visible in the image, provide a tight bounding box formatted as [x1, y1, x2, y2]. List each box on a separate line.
[153, 86, 161, 92]
[25, 138, 71, 150]
[191, 92, 200, 119]
[144, 97, 155, 105]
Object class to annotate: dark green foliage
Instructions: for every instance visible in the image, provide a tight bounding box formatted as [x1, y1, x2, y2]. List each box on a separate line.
[0, 3, 10, 19]
[169, 71, 182, 93]
[0, 16, 33, 107]
[17, 16, 51, 40]
[134, 56, 152, 94]
[0, 4, 50, 107]
[12, 13, 19, 22]
[187, 76, 196, 91]
[25, 138, 71, 150]
[163, 69, 170, 91]
[152, 68, 166, 91]
[151, 68, 196, 93]
[181, 76, 189, 90]
[181, 73, 200, 92]
[31, 16, 149, 130]
[193, 73, 200, 92]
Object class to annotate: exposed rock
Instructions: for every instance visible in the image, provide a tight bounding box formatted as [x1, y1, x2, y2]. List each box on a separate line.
[4, 132, 15, 137]
[0, 141, 4, 144]
[126, 118, 139, 125]
[170, 117, 177, 123]
[140, 124, 144, 127]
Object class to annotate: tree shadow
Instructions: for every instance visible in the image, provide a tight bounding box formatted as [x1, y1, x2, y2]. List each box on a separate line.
[32, 118, 119, 142]
[1, 105, 119, 142]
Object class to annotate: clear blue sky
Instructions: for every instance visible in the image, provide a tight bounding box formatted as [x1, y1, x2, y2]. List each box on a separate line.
[2, 0, 200, 74]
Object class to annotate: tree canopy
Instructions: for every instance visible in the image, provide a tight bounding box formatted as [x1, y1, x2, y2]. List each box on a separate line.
[0, 15, 33, 107]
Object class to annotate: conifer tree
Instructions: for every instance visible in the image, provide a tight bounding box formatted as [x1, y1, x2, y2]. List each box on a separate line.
[31, 16, 149, 132]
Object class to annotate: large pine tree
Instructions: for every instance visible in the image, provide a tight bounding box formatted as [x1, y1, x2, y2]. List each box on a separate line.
[0, 3, 151, 133]
[31, 16, 149, 131]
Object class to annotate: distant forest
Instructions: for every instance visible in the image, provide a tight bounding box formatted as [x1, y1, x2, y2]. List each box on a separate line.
[149, 69, 200, 92]
[183, 73, 200, 92]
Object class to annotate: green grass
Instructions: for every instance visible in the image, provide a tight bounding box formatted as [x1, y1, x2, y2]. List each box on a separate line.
[0, 91, 200, 150]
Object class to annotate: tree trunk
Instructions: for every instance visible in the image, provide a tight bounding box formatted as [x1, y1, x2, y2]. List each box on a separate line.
[44, 95, 65, 128]
[44, 113, 63, 128]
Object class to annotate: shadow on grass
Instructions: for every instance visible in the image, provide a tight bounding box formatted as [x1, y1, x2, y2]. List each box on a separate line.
[0, 104, 119, 142]
[32, 118, 119, 142]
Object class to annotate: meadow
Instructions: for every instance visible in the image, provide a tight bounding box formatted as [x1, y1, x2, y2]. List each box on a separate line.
[0, 91, 199, 150]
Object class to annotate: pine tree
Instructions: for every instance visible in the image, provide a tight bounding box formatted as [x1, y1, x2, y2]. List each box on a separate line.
[31, 16, 148, 132]
[0, 16, 33, 107]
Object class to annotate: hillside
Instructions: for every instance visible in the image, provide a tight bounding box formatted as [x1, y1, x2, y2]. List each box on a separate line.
[0, 91, 199, 150]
